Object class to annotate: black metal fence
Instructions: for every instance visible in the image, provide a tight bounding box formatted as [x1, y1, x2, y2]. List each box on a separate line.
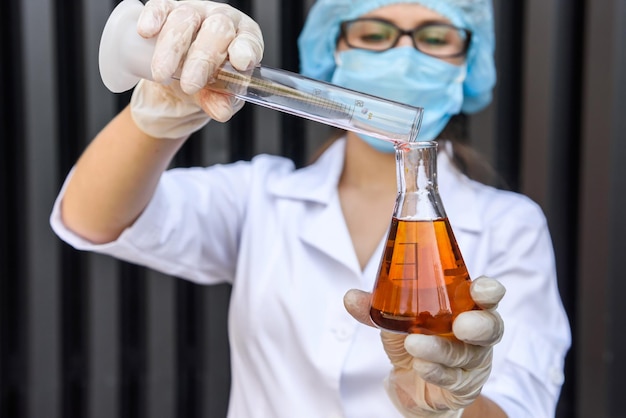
[1, 0, 625, 417]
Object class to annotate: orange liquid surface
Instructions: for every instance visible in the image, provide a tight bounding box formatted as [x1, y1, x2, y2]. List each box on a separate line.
[370, 217, 477, 335]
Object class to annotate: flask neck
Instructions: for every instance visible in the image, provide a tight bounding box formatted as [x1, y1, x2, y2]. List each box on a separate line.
[394, 141, 447, 220]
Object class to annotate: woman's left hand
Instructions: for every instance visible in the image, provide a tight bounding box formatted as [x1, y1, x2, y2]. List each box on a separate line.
[344, 276, 505, 418]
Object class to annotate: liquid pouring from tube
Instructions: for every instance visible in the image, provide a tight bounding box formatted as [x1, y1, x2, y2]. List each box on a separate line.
[99, 0, 424, 144]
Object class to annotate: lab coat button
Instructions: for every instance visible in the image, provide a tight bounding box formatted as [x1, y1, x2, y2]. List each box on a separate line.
[331, 326, 352, 341]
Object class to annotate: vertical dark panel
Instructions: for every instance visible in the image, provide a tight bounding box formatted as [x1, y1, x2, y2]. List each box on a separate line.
[203, 285, 232, 418]
[520, 0, 554, 203]
[606, 2, 626, 415]
[227, 102, 255, 161]
[23, 0, 61, 412]
[519, 1, 585, 416]
[145, 271, 175, 418]
[172, 138, 205, 418]
[227, 0, 255, 162]
[549, 1, 585, 417]
[119, 263, 147, 418]
[577, 0, 617, 415]
[493, 0, 524, 190]
[87, 256, 121, 418]
[54, 0, 90, 415]
[175, 283, 204, 418]
[279, 0, 306, 167]
[0, 0, 27, 417]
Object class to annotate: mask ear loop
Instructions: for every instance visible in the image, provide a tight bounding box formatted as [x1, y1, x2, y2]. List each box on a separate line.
[333, 50, 343, 66]
[454, 63, 469, 83]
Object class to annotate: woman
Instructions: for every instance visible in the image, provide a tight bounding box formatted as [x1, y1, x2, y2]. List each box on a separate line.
[50, 0, 571, 416]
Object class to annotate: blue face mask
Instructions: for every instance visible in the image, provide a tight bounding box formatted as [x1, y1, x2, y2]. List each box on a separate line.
[331, 47, 466, 152]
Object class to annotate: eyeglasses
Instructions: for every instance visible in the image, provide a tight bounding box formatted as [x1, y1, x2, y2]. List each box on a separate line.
[339, 18, 472, 58]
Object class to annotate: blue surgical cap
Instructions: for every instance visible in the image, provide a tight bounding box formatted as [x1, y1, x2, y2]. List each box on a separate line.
[297, 0, 496, 113]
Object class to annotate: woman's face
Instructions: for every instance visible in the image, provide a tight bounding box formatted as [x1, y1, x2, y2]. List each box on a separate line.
[337, 3, 466, 65]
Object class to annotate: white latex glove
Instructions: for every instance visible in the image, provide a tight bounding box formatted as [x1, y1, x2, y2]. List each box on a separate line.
[131, 0, 264, 139]
[344, 276, 505, 418]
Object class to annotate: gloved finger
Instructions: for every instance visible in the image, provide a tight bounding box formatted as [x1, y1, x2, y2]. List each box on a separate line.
[404, 333, 491, 370]
[195, 2, 263, 71]
[228, 16, 264, 71]
[453, 309, 504, 347]
[411, 356, 491, 398]
[196, 89, 240, 122]
[470, 276, 505, 309]
[380, 331, 413, 370]
[343, 289, 376, 328]
[151, 5, 203, 83]
[180, 13, 236, 94]
[137, 0, 172, 38]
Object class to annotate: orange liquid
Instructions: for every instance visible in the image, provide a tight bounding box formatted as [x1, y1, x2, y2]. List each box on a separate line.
[370, 217, 477, 335]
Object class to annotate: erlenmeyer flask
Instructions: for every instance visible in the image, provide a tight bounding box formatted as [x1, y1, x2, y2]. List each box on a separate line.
[370, 141, 477, 335]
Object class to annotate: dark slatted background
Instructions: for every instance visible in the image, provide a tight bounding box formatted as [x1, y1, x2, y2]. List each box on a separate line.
[1, 0, 624, 417]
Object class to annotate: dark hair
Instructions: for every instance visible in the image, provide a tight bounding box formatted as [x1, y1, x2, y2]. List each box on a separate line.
[437, 114, 508, 189]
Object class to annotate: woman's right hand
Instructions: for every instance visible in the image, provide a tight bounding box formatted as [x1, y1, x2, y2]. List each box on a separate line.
[131, 0, 264, 139]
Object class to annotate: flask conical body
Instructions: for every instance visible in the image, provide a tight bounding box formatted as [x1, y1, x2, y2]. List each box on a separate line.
[370, 141, 477, 335]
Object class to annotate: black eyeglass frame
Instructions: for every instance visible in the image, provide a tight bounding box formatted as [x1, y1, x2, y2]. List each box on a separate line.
[339, 18, 473, 58]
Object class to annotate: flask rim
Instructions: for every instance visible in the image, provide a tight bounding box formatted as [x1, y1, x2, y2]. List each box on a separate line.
[395, 140, 438, 151]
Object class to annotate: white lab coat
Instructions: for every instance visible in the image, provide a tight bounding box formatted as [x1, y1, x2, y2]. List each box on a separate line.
[51, 138, 571, 418]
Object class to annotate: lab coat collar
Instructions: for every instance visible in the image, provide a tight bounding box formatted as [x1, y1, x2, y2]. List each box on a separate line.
[267, 139, 346, 204]
[268, 138, 360, 275]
